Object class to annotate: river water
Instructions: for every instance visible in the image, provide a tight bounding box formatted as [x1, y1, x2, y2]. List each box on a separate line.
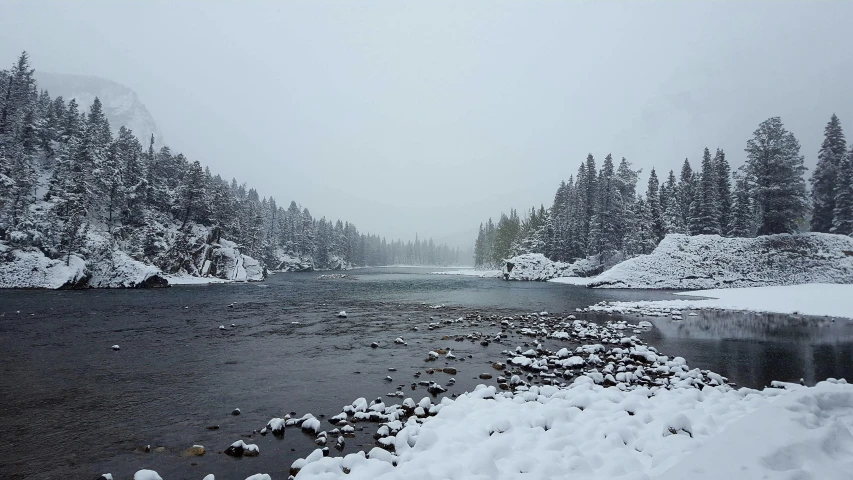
[1, 267, 851, 480]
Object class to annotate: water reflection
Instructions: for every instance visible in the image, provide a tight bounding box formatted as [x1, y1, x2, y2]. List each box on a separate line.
[638, 310, 853, 387]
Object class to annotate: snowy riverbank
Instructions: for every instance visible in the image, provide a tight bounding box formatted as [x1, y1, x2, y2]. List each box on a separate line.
[287, 310, 853, 480]
[291, 380, 853, 480]
[587, 233, 853, 289]
[429, 268, 501, 278]
[585, 283, 853, 320]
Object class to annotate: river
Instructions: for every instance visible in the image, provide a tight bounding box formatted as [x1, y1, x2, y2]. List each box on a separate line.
[1, 267, 851, 480]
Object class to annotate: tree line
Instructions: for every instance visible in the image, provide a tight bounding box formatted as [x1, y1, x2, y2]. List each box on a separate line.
[475, 114, 851, 268]
[0, 52, 461, 271]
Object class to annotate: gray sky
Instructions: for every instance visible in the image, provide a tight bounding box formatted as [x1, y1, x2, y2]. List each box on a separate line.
[2, 1, 852, 247]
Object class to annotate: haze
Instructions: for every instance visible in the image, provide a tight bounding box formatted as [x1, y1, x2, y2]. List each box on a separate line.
[2, 0, 851, 247]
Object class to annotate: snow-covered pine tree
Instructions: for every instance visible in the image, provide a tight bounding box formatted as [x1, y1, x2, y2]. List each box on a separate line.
[810, 114, 847, 232]
[571, 162, 590, 259]
[646, 168, 665, 242]
[831, 149, 853, 235]
[713, 149, 731, 235]
[743, 117, 808, 235]
[678, 159, 694, 232]
[728, 173, 755, 237]
[695, 147, 720, 234]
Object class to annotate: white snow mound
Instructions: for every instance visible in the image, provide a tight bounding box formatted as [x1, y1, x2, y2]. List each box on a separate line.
[588, 233, 853, 289]
[293, 381, 853, 480]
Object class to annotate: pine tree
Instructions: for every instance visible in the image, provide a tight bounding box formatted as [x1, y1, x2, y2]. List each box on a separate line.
[696, 147, 721, 234]
[810, 114, 847, 232]
[729, 173, 755, 237]
[831, 149, 853, 235]
[713, 148, 732, 234]
[646, 168, 665, 242]
[744, 117, 808, 235]
[678, 159, 695, 233]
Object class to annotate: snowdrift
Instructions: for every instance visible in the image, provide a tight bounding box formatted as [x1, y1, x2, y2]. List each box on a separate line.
[500, 253, 599, 281]
[294, 380, 853, 480]
[588, 233, 853, 289]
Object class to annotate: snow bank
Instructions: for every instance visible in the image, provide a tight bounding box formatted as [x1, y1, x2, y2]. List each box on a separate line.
[294, 380, 853, 480]
[548, 276, 597, 286]
[588, 233, 853, 289]
[587, 283, 853, 319]
[0, 243, 88, 288]
[500, 253, 598, 281]
[430, 269, 501, 278]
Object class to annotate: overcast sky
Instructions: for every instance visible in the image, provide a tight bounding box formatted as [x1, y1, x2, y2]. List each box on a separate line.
[2, 1, 852, 247]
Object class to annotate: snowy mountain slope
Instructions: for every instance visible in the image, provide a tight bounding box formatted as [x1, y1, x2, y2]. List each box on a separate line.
[587, 233, 853, 289]
[34, 72, 164, 147]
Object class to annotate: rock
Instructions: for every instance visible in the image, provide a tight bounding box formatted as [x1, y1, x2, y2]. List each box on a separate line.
[98, 474, 113, 480]
[384, 376, 393, 381]
[442, 367, 457, 374]
[232, 408, 241, 416]
[111, 344, 120, 351]
[206, 425, 220, 430]
[181, 445, 205, 456]
[479, 373, 493, 379]
[394, 337, 405, 344]
[492, 362, 505, 370]
[219, 325, 226, 330]
[153, 446, 165, 453]
[224, 440, 259, 457]
[337, 311, 347, 318]
[371, 342, 379, 348]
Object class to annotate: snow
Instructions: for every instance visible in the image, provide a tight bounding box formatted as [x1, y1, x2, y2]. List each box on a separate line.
[430, 269, 501, 278]
[293, 381, 853, 480]
[163, 275, 231, 285]
[588, 283, 853, 319]
[588, 233, 853, 289]
[548, 276, 597, 286]
[498, 253, 599, 281]
[0, 243, 88, 289]
[133, 470, 163, 480]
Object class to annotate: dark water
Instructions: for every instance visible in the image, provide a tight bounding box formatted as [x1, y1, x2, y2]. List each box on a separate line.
[0, 267, 851, 480]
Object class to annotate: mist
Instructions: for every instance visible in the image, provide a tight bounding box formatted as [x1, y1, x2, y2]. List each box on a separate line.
[2, 0, 851, 247]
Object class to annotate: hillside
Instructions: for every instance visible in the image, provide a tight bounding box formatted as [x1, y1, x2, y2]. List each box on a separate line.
[588, 233, 853, 289]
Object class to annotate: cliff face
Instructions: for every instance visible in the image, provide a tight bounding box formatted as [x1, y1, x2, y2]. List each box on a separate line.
[34, 72, 164, 147]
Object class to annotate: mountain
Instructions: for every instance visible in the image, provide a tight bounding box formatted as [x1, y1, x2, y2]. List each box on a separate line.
[33, 71, 164, 147]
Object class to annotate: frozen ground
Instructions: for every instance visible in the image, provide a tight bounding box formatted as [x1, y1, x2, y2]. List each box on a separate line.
[585, 283, 853, 319]
[430, 269, 501, 278]
[549, 276, 597, 286]
[292, 380, 853, 480]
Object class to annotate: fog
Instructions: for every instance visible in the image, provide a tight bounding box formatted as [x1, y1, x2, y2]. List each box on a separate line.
[2, 0, 851, 247]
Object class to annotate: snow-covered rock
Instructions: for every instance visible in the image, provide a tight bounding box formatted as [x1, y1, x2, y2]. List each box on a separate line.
[0, 242, 88, 288]
[500, 253, 599, 281]
[587, 233, 853, 289]
[271, 250, 315, 272]
[208, 238, 265, 282]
